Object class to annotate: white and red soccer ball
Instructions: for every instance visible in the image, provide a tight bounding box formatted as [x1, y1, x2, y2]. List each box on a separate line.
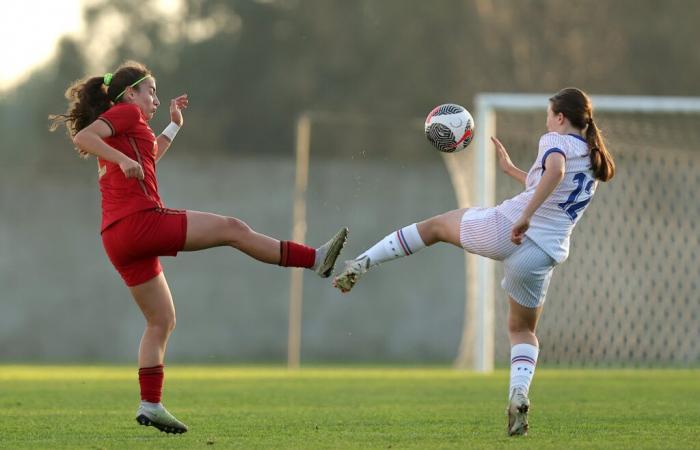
[424, 104, 474, 153]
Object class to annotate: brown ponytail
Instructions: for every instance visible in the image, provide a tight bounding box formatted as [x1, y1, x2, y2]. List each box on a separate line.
[49, 61, 151, 158]
[585, 118, 615, 182]
[550, 87, 615, 182]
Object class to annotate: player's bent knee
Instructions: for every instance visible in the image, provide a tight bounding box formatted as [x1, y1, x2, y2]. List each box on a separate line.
[508, 318, 535, 335]
[417, 217, 444, 245]
[167, 315, 176, 333]
[435, 214, 461, 245]
[225, 216, 253, 246]
[147, 313, 176, 335]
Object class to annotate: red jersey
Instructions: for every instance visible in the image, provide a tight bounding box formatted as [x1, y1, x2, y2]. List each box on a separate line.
[97, 103, 164, 231]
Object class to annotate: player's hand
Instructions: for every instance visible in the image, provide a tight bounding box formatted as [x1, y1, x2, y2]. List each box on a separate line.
[511, 215, 530, 245]
[492, 136, 516, 175]
[169, 94, 189, 126]
[119, 157, 144, 180]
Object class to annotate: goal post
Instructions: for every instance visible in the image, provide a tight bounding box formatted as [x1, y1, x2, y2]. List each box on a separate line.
[287, 114, 311, 369]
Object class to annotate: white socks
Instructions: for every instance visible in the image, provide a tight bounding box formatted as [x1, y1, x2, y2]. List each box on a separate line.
[509, 343, 539, 397]
[358, 223, 426, 267]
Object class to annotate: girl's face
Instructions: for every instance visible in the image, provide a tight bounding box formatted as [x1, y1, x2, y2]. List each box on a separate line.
[124, 77, 159, 120]
[546, 102, 564, 133]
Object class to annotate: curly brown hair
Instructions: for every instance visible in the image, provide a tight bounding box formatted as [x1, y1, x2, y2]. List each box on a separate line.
[49, 61, 152, 157]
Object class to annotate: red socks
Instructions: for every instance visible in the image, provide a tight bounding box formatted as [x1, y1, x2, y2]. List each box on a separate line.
[139, 365, 164, 403]
[279, 241, 316, 268]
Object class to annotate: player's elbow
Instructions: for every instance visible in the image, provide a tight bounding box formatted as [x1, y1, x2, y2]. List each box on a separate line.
[553, 167, 565, 181]
[73, 130, 87, 148]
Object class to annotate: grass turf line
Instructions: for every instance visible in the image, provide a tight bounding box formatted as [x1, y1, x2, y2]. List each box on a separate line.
[0, 366, 698, 449]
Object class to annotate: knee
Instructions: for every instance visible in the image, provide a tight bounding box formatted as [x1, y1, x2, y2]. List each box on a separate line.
[508, 321, 537, 347]
[167, 315, 176, 333]
[508, 315, 533, 336]
[147, 312, 176, 336]
[225, 217, 252, 246]
[508, 321, 526, 336]
[417, 216, 446, 245]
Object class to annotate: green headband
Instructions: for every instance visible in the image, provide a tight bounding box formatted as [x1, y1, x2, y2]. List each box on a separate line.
[113, 75, 151, 101]
[103, 73, 113, 86]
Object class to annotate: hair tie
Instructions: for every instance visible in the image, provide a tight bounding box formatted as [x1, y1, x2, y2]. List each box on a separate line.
[103, 73, 113, 86]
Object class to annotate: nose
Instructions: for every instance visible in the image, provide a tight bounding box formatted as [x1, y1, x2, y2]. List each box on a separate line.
[154, 96, 160, 107]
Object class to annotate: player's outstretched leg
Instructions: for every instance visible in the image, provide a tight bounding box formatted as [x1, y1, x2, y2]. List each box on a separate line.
[136, 401, 188, 434]
[333, 209, 465, 293]
[183, 211, 348, 276]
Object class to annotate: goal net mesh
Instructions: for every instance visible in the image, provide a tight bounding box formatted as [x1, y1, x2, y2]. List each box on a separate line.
[492, 111, 699, 366]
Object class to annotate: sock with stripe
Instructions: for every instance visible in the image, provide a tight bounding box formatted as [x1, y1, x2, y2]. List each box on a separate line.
[278, 241, 316, 269]
[139, 364, 164, 403]
[359, 223, 426, 267]
[509, 343, 539, 397]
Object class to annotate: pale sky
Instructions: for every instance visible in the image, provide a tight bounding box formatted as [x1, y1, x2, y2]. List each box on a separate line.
[0, 0, 84, 91]
[0, 0, 183, 92]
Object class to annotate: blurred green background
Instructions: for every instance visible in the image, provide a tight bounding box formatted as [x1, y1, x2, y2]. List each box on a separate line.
[0, 0, 698, 364]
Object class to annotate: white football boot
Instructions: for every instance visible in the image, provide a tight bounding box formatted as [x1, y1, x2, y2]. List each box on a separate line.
[314, 227, 349, 278]
[507, 388, 530, 436]
[136, 402, 188, 434]
[332, 255, 370, 293]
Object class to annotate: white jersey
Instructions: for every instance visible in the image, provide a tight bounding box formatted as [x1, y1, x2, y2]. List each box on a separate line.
[496, 132, 597, 263]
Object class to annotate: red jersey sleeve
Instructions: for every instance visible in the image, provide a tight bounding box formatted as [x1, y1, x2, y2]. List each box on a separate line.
[98, 103, 142, 136]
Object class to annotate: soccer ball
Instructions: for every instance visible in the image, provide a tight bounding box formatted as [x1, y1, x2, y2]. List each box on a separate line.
[424, 104, 474, 153]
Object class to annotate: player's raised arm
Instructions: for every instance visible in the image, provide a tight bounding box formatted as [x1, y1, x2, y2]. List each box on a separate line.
[492, 136, 527, 186]
[156, 94, 188, 162]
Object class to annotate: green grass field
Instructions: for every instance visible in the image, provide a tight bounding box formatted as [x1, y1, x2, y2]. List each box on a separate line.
[0, 366, 698, 449]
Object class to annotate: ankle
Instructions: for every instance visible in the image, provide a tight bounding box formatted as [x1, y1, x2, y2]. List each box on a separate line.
[510, 386, 528, 398]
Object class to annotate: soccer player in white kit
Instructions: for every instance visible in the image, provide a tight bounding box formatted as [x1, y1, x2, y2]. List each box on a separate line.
[333, 88, 615, 436]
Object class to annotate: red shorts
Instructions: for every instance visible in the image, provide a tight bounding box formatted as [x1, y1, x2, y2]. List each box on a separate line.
[101, 208, 188, 287]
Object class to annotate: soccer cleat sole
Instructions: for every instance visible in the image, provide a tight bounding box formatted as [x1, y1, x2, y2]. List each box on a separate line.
[333, 272, 358, 293]
[332, 256, 370, 293]
[136, 414, 188, 434]
[317, 227, 349, 278]
[507, 403, 529, 436]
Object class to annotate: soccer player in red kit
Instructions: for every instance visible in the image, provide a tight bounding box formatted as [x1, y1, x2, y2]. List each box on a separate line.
[50, 61, 348, 434]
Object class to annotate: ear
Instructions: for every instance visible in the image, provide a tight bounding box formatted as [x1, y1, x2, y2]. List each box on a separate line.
[556, 112, 565, 124]
[126, 86, 135, 100]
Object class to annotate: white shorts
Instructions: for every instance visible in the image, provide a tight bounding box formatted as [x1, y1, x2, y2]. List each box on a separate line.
[459, 207, 556, 308]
